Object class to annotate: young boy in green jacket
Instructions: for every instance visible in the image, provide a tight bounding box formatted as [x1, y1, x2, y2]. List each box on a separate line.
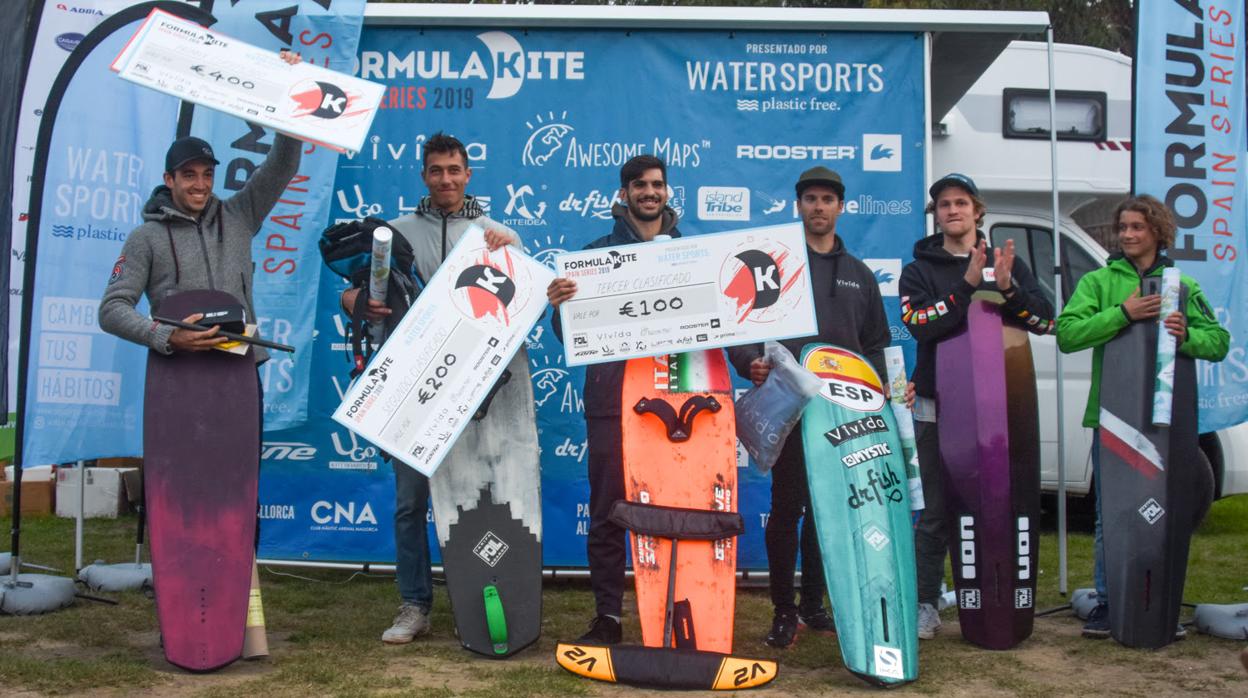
[1056, 194, 1229, 639]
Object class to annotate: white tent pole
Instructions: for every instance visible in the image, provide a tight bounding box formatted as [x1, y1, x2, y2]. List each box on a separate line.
[1047, 25, 1069, 596]
[75, 460, 85, 572]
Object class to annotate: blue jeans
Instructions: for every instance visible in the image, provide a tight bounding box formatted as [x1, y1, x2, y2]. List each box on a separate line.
[393, 461, 433, 610]
[1091, 432, 1107, 601]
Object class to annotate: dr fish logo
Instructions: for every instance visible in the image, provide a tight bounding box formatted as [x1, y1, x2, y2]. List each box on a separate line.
[719, 245, 806, 324]
[453, 251, 518, 325]
[289, 80, 367, 120]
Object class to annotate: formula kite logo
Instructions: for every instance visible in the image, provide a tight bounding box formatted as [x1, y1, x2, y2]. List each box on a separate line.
[289, 80, 367, 120]
[454, 254, 518, 325]
[719, 244, 806, 324]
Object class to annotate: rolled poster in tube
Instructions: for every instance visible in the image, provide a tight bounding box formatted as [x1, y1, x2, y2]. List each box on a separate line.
[368, 227, 393, 343]
[1152, 267, 1181, 426]
[884, 346, 924, 510]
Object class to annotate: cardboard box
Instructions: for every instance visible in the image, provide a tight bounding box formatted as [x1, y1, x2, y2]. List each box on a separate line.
[96, 457, 142, 469]
[55, 467, 134, 519]
[4, 465, 56, 482]
[1, 479, 56, 517]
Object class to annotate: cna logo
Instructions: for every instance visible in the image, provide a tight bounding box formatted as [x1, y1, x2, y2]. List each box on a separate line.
[805, 345, 886, 411]
[719, 242, 806, 324]
[531, 353, 583, 414]
[289, 80, 367, 120]
[863, 258, 902, 296]
[863, 134, 902, 172]
[502, 183, 548, 226]
[358, 31, 585, 100]
[697, 186, 750, 222]
[523, 111, 574, 166]
[55, 33, 84, 51]
[311, 500, 378, 529]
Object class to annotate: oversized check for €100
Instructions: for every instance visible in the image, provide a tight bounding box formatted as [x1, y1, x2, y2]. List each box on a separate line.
[111, 9, 383, 155]
[333, 226, 554, 476]
[556, 224, 817, 366]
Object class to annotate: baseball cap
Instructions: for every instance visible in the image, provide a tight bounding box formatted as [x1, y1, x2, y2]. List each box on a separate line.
[929, 172, 979, 200]
[795, 166, 845, 198]
[165, 136, 220, 173]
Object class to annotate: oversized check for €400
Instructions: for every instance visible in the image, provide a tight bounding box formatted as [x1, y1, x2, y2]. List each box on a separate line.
[556, 224, 816, 366]
[333, 226, 554, 476]
[111, 9, 383, 155]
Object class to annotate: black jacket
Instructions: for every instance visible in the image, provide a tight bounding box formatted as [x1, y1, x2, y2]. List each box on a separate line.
[899, 231, 1054, 398]
[552, 203, 681, 418]
[727, 235, 891, 380]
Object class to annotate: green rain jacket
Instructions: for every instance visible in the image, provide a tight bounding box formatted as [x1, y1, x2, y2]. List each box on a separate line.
[1056, 253, 1229, 427]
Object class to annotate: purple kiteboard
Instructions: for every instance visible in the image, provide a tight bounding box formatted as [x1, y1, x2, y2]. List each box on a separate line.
[144, 290, 258, 672]
[936, 293, 1040, 650]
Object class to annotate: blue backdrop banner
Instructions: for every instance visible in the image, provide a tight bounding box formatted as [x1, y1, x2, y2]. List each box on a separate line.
[1135, 2, 1247, 433]
[258, 26, 926, 569]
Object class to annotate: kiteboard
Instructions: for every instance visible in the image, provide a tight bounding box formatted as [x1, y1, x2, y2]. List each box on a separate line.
[555, 642, 777, 690]
[144, 289, 258, 672]
[935, 293, 1040, 650]
[620, 350, 738, 653]
[1097, 278, 1207, 649]
[800, 344, 918, 686]
[429, 349, 542, 658]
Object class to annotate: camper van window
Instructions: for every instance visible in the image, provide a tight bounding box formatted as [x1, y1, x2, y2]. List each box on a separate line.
[1002, 89, 1106, 141]
[1060, 237, 1100, 303]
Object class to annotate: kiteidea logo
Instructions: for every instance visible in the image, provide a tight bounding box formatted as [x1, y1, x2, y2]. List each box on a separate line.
[698, 186, 750, 222]
[358, 31, 585, 101]
[502, 183, 548, 226]
[289, 80, 367, 121]
[718, 243, 806, 324]
[804, 346, 886, 412]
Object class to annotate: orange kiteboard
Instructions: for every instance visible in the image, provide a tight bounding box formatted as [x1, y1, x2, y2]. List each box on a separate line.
[620, 350, 739, 653]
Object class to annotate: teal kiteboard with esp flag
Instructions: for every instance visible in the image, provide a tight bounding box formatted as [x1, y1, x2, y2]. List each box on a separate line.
[800, 344, 918, 687]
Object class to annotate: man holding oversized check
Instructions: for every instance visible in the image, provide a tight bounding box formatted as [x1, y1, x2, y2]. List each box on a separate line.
[338, 132, 541, 646]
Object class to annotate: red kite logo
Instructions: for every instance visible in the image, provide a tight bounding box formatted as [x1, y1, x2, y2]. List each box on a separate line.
[289, 80, 367, 120]
[453, 250, 518, 325]
[720, 246, 805, 323]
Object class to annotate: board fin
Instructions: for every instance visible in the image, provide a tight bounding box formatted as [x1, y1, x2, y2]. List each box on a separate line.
[672, 600, 697, 649]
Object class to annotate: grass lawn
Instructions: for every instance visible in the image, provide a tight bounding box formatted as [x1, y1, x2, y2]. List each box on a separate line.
[1, 496, 1245, 696]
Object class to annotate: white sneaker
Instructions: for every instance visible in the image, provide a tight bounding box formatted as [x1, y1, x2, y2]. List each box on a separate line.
[382, 603, 430, 644]
[918, 602, 941, 640]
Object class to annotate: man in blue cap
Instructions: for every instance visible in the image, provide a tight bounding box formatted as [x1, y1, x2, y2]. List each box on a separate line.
[898, 173, 1054, 639]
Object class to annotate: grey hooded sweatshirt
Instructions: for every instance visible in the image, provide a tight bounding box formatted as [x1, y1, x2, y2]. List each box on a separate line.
[99, 134, 301, 363]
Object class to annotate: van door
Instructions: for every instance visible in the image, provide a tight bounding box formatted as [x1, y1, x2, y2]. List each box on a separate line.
[989, 221, 1101, 495]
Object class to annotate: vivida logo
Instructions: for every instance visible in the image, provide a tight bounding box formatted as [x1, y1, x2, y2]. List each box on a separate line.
[805, 346, 886, 411]
[824, 415, 888, 446]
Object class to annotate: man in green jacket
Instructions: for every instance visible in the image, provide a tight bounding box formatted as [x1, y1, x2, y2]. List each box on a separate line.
[1056, 194, 1228, 639]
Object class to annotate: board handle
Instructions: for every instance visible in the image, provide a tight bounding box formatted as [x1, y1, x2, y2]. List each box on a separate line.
[483, 585, 509, 655]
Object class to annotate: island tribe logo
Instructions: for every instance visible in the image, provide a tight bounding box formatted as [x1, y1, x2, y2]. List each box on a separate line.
[804, 346, 886, 412]
[717, 242, 806, 324]
[447, 244, 531, 327]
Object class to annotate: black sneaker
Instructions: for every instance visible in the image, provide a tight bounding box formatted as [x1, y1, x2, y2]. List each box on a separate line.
[576, 615, 622, 645]
[764, 613, 799, 648]
[798, 607, 836, 634]
[1082, 603, 1110, 639]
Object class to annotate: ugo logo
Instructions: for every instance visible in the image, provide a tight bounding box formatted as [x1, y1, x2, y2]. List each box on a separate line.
[697, 186, 750, 222]
[862, 134, 902, 172]
[719, 242, 806, 324]
[358, 31, 585, 101]
[804, 346, 886, 411]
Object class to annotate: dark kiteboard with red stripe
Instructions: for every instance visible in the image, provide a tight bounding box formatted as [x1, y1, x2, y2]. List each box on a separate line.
[935, 293, 1040, 650]
[144, 290, 258, 672]
[1097, 279, 1209, 649]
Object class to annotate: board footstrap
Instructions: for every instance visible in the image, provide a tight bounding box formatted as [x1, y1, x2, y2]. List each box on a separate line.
[633, 395, 721, 442]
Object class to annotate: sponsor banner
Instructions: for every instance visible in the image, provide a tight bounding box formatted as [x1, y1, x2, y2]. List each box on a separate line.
[332, 226, 554, 476]
[194, 0, 366, 432]
[21, 7, 188, 464]
[556, 224, 816, 366]
[113, 9, 383, 155]
[6, 0, 176, 460]
[1135, 3, 1247, 432]
[257, 25, 924, 568]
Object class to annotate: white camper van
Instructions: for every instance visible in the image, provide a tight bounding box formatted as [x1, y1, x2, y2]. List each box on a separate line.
[933, 40, 1248, 499]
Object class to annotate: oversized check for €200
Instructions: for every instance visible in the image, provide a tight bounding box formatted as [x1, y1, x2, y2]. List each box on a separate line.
[556, 224, 816, 366]
[111, 9, 383, 155]
[333, 226, 554, 476]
